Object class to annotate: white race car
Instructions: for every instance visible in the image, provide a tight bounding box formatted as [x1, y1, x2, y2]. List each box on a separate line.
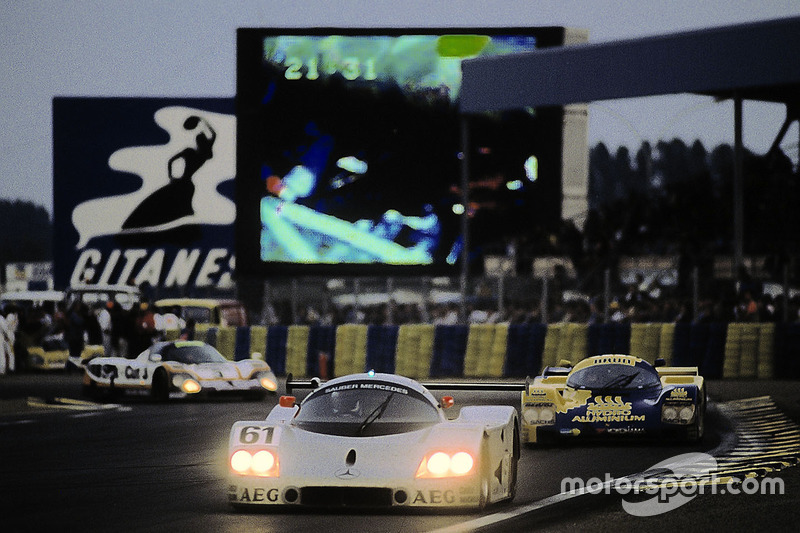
[227, 372, 520, 510]
[82, 340, 277, 401]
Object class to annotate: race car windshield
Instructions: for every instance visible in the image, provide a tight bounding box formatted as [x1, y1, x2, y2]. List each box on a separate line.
[156, 342, 227, 364]
[293, 383, 440, 437]
[566, 364, 661, 391]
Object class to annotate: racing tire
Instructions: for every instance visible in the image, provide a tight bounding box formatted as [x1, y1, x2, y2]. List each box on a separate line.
[508, 426, 521, 502]
[477, 441, 491, 510]
[151, 369, 170, 402]
[686, 386, 707, 443]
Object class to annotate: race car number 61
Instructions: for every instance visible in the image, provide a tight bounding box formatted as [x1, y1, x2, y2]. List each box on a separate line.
[239, 426, 275, 444]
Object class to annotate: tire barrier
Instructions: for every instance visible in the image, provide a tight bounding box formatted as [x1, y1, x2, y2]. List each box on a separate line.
[588, 322, 630, 359]
[333, 324, 368, 377]
[504, 323, 547, 378]
[774, 323, 800, 379]
[366, 325, 399, 374]
[394, 324, 435, 379]
[723, 323, 776, 380]
[248, 325, 268, 362]
[159, 321, 797, 380]
[430, 325, 468, 378]
[264, 326, 288, 376]
[461, 323, 509, 378]
[542, 323, 589, 369]
[284, 325, 309, 378]
[215, 326, 236, 361]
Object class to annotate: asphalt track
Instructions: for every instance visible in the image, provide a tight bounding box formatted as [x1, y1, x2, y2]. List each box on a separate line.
[0, 374, 798, 532]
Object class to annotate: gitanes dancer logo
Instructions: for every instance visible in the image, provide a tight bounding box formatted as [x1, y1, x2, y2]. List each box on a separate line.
[71, 106, 236, 248]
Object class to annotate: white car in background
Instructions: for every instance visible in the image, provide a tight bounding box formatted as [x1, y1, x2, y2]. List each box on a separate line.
[83, 340, 277, 401]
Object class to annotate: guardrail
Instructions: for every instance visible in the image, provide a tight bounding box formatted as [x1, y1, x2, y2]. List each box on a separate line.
[165, 322, 800, 380]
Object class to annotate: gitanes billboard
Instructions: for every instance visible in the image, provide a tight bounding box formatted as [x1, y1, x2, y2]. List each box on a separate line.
[53, 97, 236, 294]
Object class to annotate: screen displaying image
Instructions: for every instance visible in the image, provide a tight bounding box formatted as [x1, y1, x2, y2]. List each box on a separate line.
[236, 28, 567, 276]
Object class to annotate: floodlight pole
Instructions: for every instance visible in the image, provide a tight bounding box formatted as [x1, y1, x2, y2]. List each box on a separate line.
[733, 95, 744, 277]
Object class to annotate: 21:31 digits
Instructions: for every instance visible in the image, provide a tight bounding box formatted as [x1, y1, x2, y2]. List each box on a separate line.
[284, 56, 378, 81]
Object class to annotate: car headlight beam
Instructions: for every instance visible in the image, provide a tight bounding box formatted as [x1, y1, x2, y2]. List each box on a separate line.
[679, 405, 695, 422]
[416, 451, 475, 478]
[259, 376, 277, 391]
[230, 449, 279, 477]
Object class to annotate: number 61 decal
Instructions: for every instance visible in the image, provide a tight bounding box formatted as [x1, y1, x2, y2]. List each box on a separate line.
[239, 425, 275, 445]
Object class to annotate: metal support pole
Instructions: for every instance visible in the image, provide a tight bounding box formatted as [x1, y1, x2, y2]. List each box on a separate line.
[784, 264, 790, 323]
[386, 277, 394, 325]
[291, 278, 299, 325]
[733, 95, 744, 277]
[541, 276, 549, 324]
[692, 266, 699, 320]
[497, 275, 505, 320]
[603, 269, 611, 323]
[353, 278, 360, 322]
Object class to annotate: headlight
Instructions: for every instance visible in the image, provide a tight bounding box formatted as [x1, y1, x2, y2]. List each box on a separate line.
[258, 374, 277, 391]
[172, 374, 201, 394]
[523, 407, 539, 424]
[230, 449, 279, 477]
[523, 404, 556, 425]
[416, 451, 475, 478]
[662, 404, 696, 424]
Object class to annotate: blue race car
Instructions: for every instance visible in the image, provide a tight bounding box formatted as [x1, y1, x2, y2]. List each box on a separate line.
[520, 354, 706, 444]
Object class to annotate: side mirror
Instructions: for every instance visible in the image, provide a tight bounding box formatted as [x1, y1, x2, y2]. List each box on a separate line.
[558, 359, 573, 368]
[654, 358, 667, 367]
[149, 354, 162, 363]
[251, 352, 264, 360]
[440, 396, 455, 409]
[279, 395, 296, 408]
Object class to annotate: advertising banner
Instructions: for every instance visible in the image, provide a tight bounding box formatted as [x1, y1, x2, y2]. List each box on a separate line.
[53, 97, 236, 296]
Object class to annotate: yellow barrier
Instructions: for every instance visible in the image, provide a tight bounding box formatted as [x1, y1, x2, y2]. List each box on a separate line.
[249, 326, 267, 361]
[630, 323, 662, 364]
[216, 326, 236, 361]
[723, 323, 742, 378]
[464, 324, 495, 377]
[658, 323, 675, 365]
[334, 324, 368, 377]
[285, 325, 309, 378]
[541, 323, 588, 372]
[757, 323, 775, 379]
[737, 323, 759, 379]
[395, 324, 435, 379]
[558, 323, 588, 364]
[488, 323, 509, 378]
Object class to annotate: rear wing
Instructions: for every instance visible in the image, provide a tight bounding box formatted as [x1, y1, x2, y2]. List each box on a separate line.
[656, 366, 700, 377]
[285, 374, 527, 394]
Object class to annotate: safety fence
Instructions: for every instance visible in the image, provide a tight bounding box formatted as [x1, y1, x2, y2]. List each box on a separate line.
[165, 322, 800, 381]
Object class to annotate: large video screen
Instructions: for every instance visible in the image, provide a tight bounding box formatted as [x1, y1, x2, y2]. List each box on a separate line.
[236, 28, 567, 276]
